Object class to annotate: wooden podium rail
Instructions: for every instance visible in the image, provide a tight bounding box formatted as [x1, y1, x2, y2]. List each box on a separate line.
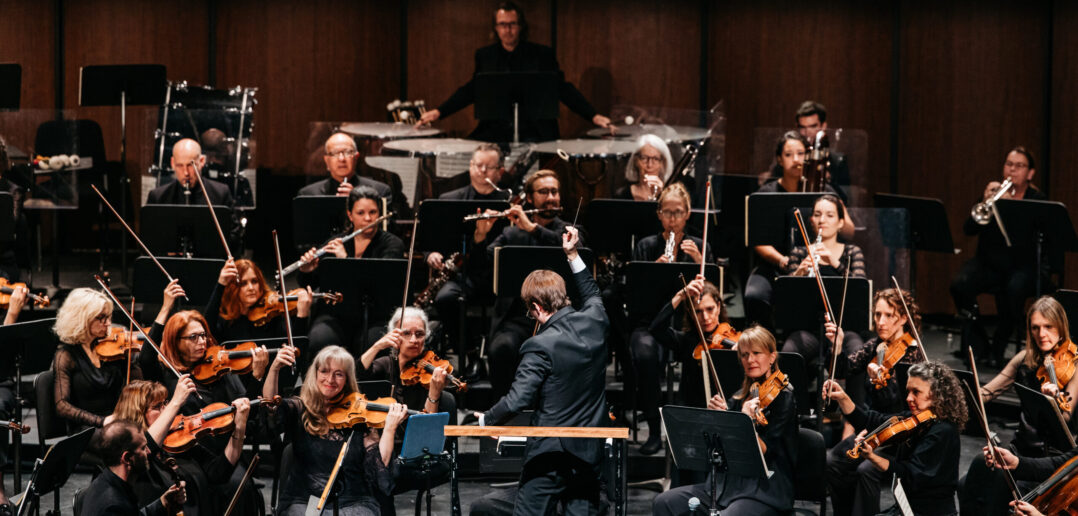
[445, 425, 629, 516]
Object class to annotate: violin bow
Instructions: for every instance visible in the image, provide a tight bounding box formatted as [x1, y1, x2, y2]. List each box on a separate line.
[224, 454, 260, 516]
[193, 164, 233, 260]
[699, 176, 712, 279]
[825, 266, 851, 405]
[126, 297, 135, 386]
[967, 347, 1022, 503]
[793, 209, 836, 323]
[679, 273, 724, 403]
[399, 219, 420, 329]
[318, 429, 355, 511]
[271, 230, 298, 376]
[891, 276, 928, 362]
[95, 275, 201, 399]
[90, 184, 188, 302]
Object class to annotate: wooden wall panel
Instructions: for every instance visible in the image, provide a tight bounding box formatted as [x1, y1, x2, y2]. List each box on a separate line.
[0, 0, 57, 155]
[216, 0, 401, 173]
[896, 1, 1049, 313]
[406, 0, 551, 139]
[1050, 1, 1078, 288]
[556, 0, 701, 138]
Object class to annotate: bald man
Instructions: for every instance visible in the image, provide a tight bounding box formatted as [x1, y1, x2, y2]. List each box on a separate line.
[297, 132, 392, 202]
[146, 138, 234, 206]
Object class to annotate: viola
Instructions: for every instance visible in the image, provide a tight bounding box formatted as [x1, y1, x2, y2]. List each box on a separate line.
[162, 396, 280, 453]
[400, 350, 468, 392]
[847, 409, 935, 459]
[0, 277, 50, 309]
[0, 419, 30, 434]
[1021, 452, 1078, 514]
[246, 289, 342, 327]
[692, 322, 741, 360]
[96, 327, 147, 361]
[870, 333, 917, 390]
[191, 342, 296, 383]
[325, 392, 420, 429]
[1037, 341, 1077, 413]
[748, 369, 789, 426]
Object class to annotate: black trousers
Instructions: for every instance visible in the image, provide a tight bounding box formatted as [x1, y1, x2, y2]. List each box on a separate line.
[510, 452, 600, 516]
[489, 317, 533, 400]
[957, 453, 1037, 516]
[826, 434, 890, 516]
[652, 479, 778, 516]
[950, 257, 1044, 361]
[629, 327, 662, 421]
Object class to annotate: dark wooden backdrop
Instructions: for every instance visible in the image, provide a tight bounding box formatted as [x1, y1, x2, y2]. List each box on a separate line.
[1, 0, 1074, 313]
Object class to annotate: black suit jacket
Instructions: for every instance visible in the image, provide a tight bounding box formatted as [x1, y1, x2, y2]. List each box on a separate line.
[80, 469, 168, 516]
[146, 178, 233, 206]
[484, 267, 609, 466]
[297, 174, 393, 204]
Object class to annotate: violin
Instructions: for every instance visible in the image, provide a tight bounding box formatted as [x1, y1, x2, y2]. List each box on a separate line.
[325, 392, 420, 429]
[400, 350, 468, 392]
[847, 409, 935, 459]
[162, 396, 280, 453]
[0, 277, 50, 309]
[1021, 452, 1078, 514]
[191, 342, 295, 383]
[246, 289, 343, 327]
[748, 369, 789, 426]
[1037, 341, 1077, 413]
[869, 333, 917, 390]
[692, 322, 741, 360]
[0, 419, 30, 434]
[95, 327, 147, 361]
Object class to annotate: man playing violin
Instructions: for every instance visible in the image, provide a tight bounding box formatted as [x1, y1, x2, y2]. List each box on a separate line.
[80, 421, 187, 516]
[653, 326, 796, 516]
[822, 361, 968, 516]
[146, 138, 233, 207]
[298, 132, 392, 202]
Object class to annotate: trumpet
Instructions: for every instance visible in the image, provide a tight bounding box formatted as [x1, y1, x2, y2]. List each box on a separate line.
[462, 207, 562, 222]
[971, 178, 1014, 225]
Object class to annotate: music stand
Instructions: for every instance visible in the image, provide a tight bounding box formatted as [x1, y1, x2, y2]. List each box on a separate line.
[1054, 289, 1078, 341]
[0, 63, 20, 110]
[398, 412, 452, 516]
[623, 262, 720, 323]
[415, 199, 510, 253]
[132, 256, 225, 309]
[474, 71, 559, 143]
[292, 196, 348, 251]
[0, 318, 56, 492]
[0, 192, 13, 243]
[1014, 383, 1076, 453]
[660, 405, 769, 515]
[874, 193, 958, 295]
[995, 199, 1078, 297]
[583, 199, 661, 255]
[317, 258, 406, 341]
[744, 193, 828, 248]
[80, 64, 167, 281]
[14, 427, 94, 516]
[493, 246, 595, 299]
[140, 205, 234, 258]
[772, 277, 872, 334]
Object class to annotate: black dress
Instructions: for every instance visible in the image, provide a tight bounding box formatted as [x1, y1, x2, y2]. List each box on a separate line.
[54, 342, 141, 428]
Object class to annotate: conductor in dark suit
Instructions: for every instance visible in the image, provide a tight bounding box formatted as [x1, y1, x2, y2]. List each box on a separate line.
[416, 2, 611, 142]
[476, 226, 608, 515]
[297, 132, 392, 203]
[146, 138, 233, 206]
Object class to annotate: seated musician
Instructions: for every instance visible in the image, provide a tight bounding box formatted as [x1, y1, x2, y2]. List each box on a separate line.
[52, 288, 141, 429]
[264, 345, 407, 516]
[486, 169, 581, 399]
[743, 131, 855, 328]
[146, 138, 233, 206]
[951, 146, 1048, 367]
[781, 194, 866, 366]
[958, 296, 1078, 515]
[980, 440, 1078, 516]
[205, 258, 311, 344]
[298, 132, 392, 203]
[104, 378, 259, 515]
[653, 326, 797, 516]
[822, 362, 967, 516]
[615, 134, 675, 201]
[79, 421, 186, 516]
[790, 101, 851, 200]
[0, 286, 25, 505]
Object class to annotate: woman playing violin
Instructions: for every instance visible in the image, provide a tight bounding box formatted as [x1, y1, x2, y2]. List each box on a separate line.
[52, 288, 142, 429]
[205, 258, 312, 344]
[822, 361, 967, 516]
[653, 326, 797, 516]
[264, 345, 407, 516]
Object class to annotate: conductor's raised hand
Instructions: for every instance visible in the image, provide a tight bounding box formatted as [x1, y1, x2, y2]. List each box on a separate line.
[562, 226, 580, 260]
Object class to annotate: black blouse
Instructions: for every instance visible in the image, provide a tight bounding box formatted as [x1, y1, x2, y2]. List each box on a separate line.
[203, 283, 310, 344]
[54, 342, 141, 428]
[713, 387, 797, 512]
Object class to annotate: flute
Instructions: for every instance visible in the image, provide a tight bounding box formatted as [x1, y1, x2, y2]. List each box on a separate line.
[463, 207, 561, 222]
[279, 212, 395, 278]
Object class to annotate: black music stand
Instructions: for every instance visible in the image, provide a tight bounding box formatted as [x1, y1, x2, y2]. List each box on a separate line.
[772, 277, 872, 334]
[874, 193, 957, 295]
[660, 406, 769, 515]
[317, 258, 406, 343]
[744, 193, 828, 248]
[80, 64, 167, 282]
[995, 199, 1078, 297]
[132, 256, 225, 309]
[0, 63, 20, 110]
[14, 427, 94, 516]
[0, 318, 55, 493]
[140, 204, 234, 258]
[415, 200, 510, 253]
[292, 196, 348, 251]
[0, 192, 13, 243]
[1014, 383, 1076, 454]
[474, 71, 559, 143]
[1054, 289, 1078, 341]
[492, 246, 595, 300]
[623, 262, 720, 323]
[583, 199, 661, 256]
[953, 370, 991, 439]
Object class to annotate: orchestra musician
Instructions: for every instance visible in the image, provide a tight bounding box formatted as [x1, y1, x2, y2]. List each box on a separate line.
[652, 326, 797, 516]
[743, 131, 855, 328]
[979, 441, 1078, 516]
[791, 101, 851, 200]
[0, 136, 28, 281]
[263, 345, 407, 516]
[822, 361, 968, 516]
[146, 138, 234, 206]
[205, 258, 311, 344]
[53, 288, 141, 429]
[472, 227, 608, 514]
[415, 2, 612, 142]
[951, 146, 1048, 367]
[615, 134, 675, 201]
[781, 194, 866, 366]
[298, 132, 392, 202]
[0, 285, 25, 506]
[79, 421, 187, 516]
[486, 169, 582, 399]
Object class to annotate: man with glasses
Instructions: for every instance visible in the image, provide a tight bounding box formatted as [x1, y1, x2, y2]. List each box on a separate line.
[297, 132, 392, 202]
[146, 138, 234, 206]
[415, 1, 612, 142]
[951, 146, 1049, 367]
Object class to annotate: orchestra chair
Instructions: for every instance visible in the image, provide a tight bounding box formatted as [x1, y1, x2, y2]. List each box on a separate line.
[32, 369, 70, 514]
[273, 443, 295, 514]
[72, 488, 85, 516]
[790, 427, 827, 516]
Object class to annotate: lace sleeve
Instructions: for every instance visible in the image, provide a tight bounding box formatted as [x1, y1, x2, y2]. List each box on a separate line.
[53, 348, 105, 427]
[981, 352, 1022, 400]
[845, 245, 867, 278]
[784, 246, 808, 275]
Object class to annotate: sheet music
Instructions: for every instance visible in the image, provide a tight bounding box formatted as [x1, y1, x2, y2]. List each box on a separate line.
[892, 478, 914, 516]
[366, 156, 420, 207]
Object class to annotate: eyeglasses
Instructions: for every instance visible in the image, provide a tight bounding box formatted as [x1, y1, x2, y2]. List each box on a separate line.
[636, 155, 663, 165]
[325, 149, 358, 159]
[1005, 161, 1029, 170]
[534, 188, 559, 196]
[401, 330, 427, 340]
[495, 21, 520, 29]
[471, 162, 500, 172]
[658, 209, 687, 219]
[179, 332, 208, 342]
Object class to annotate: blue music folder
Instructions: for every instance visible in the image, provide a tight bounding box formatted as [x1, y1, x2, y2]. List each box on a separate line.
[400, 412, 449, 460]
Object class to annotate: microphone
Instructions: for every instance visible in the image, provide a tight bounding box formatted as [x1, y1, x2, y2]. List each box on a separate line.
[687, 497, 701, 513]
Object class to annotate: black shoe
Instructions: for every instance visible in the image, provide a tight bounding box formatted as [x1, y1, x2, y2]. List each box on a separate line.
[639, 434, 663, 455]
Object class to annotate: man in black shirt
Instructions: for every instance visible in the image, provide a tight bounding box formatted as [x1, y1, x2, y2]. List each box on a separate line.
[297, 132, 392, 203]
[794, 100, 851, 201]
[146, 139, 233, 206]
[80, 421, 185, 516]
[416, 2, 612, 142]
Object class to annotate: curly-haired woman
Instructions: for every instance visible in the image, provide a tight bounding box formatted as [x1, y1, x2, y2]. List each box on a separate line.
[822, 361, 967, 516]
